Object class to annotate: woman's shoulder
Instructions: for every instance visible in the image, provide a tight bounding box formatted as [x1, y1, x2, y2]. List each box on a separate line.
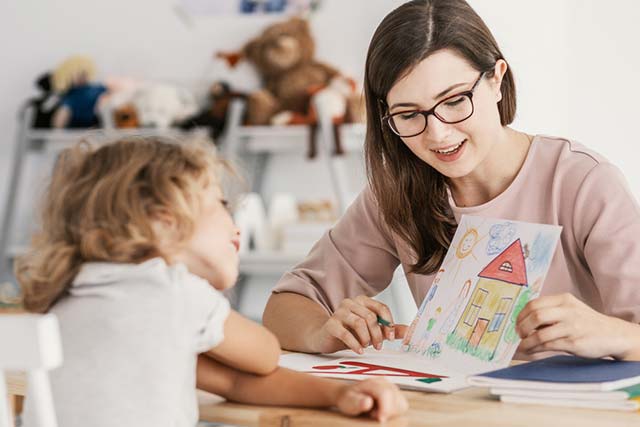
[530, 134, 632, 207]
[534, 134, 609, 168]
[531, 134, 618, 183]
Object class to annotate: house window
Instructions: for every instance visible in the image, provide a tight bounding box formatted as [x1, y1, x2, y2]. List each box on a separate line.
[464, 288, 488, 326]
[499, 261, 513, 273]
[488, 297, 513, 332]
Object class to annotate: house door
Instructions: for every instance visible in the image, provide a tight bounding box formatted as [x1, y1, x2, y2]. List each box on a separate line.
[469, 318, 489, 347]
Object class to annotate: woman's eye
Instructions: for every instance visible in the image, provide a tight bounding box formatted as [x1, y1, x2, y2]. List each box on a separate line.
[399, 111, 419, 120]
[444, 96, 465, 107]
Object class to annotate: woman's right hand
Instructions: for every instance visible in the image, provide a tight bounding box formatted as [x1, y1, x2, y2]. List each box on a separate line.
[309, 295, 407, 354]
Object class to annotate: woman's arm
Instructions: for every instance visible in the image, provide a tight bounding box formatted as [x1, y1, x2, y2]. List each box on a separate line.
[264, 189, 404, 354]
[196, 354, 408, 422]
[207, 310, 280, 375]
[264, 292, 407, 354]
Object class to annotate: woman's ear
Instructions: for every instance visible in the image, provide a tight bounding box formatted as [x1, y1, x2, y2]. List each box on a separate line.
[491, 59, 508, 102]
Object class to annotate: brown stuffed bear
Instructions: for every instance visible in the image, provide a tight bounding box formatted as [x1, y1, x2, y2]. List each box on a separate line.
[220, 17, 349, 157]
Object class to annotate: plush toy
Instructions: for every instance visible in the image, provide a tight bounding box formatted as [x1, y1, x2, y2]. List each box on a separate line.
[178, 81, 246, 141]
[113, 103, 140, 128]
[219, 17, 362, 158]
[51, 55, 108, 128]
[24, 73, 60, 128]
[131, 84, 198, 129]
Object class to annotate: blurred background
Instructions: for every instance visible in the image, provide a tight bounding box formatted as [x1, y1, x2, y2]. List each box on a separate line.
[1, 0, 639, 322]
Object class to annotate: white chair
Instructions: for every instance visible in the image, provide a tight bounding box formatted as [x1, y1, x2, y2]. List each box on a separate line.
[0, 314, 62, 427]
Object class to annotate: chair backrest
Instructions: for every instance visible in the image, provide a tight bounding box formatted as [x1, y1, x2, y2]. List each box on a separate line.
[0, 314, 62, 427]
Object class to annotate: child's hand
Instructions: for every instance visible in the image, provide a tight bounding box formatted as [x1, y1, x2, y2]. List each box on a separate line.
[334, 378, 408, 422]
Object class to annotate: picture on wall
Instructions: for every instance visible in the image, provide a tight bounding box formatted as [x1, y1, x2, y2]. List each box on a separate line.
[180, 0, 322, 16]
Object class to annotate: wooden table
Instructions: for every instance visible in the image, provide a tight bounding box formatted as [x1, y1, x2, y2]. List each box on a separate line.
[9, 372, 640, 426]
[197, 386, 639, 427]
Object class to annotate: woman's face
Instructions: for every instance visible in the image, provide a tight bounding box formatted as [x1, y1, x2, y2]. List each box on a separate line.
[385, 49, 506, 179]
[176, 184, 241, 291]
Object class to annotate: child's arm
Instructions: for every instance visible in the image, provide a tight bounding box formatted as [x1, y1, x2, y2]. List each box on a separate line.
[196, 354, 408, 422]
[206, 310, 280, 375]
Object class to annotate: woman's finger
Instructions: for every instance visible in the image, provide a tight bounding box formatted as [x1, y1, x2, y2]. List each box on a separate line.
[516, 293, 574, 324]
[519, 323, 570, 353]
[516, 306, 567, 338]
[347, 301, 385, 350]
[342, 312, 373, 347]
[356, 296, 396, 340]
[325, 318, 364, 354]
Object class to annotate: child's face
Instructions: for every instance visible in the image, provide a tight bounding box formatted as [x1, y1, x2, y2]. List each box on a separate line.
[175, 185, 240, 290]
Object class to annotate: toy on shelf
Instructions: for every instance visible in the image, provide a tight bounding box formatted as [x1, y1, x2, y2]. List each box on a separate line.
[51, 55, 108, 129]
[218, 17, 363, 158]
[178, 81, 246, 141]
[112, 103, 139, 128]
[131, 83, 198, 129]
[24, 73, 60, 129]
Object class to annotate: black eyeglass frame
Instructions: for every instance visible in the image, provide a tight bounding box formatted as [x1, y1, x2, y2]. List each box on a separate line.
[381, 71, 486, 138]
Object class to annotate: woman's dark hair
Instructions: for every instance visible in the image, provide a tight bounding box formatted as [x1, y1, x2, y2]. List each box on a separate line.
[364, 0, 516, 274]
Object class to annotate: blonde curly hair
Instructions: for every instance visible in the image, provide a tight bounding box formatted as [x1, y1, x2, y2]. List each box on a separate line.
[16, 136, 228, 313]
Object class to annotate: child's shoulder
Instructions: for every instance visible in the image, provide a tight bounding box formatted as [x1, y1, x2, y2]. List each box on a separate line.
[72, 257, 205, 290]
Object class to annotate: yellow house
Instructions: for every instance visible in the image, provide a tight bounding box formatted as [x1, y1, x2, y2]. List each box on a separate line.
[450, 239, 528, 359]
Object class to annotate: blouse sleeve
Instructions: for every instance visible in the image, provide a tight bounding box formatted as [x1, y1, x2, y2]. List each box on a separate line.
[271, 188, 401, 313]
[572, 161, 640, 323]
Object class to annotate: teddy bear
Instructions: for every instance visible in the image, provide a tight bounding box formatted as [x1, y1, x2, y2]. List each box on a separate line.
[220, 17, 360, 157]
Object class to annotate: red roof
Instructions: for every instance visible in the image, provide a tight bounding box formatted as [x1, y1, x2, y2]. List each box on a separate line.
[478, 239, 528, 286]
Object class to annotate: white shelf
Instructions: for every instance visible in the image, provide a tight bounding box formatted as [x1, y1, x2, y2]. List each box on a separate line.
[238, 251, 303, 275]
[238, 123, 365, 154]
[21, 123, 366, 155]
[9, 245, 301, 276]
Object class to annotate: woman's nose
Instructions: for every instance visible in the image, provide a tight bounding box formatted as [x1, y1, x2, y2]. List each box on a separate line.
[425, 114, 453, 142]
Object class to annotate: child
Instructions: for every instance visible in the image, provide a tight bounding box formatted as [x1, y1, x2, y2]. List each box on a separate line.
[16, 137, 408, 426]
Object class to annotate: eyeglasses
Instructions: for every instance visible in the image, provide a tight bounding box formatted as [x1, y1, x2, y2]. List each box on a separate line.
[382, 72, 485, 138]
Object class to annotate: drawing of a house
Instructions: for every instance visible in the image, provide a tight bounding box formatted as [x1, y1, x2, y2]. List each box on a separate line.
[448, 239, 528, 360]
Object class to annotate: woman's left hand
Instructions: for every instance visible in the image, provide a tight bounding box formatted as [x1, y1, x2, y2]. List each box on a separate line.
[516, 293, 640, 360]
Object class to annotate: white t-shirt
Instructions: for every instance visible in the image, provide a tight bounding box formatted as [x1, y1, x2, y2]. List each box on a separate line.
[24, 257, 230, 427]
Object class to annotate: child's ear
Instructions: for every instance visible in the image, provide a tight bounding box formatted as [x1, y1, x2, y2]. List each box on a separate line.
[150, 210, 179, 244]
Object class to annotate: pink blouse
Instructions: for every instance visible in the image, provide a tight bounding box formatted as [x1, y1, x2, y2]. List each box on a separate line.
[272, 135, 640, 324]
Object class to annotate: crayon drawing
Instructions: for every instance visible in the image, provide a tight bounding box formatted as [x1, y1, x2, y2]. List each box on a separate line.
[404, 215, 562, 369]
[447, 239, 527, 361]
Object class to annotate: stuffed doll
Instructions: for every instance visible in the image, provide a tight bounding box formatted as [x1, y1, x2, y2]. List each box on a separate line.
[51, 55, 108, 128]
[113, 103, 139, 128]
[131, 84, 198, 129]
[24, 72, 60, 128]
[178, 81, 246, 141]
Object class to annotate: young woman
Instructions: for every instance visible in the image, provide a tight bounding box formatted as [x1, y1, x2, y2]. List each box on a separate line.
[263, 0, 640, 361]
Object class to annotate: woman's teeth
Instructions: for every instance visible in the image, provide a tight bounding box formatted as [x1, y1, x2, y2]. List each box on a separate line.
[433, 140, 464, 154]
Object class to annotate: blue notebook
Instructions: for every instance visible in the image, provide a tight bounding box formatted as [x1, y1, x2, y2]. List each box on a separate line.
[467, 355, 640, 391]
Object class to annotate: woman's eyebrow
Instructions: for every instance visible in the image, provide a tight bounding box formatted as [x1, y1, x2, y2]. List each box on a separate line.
[389, 81, 468, 110]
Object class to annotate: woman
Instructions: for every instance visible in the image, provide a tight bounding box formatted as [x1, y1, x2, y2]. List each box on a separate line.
[263, 0, 640, 360]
